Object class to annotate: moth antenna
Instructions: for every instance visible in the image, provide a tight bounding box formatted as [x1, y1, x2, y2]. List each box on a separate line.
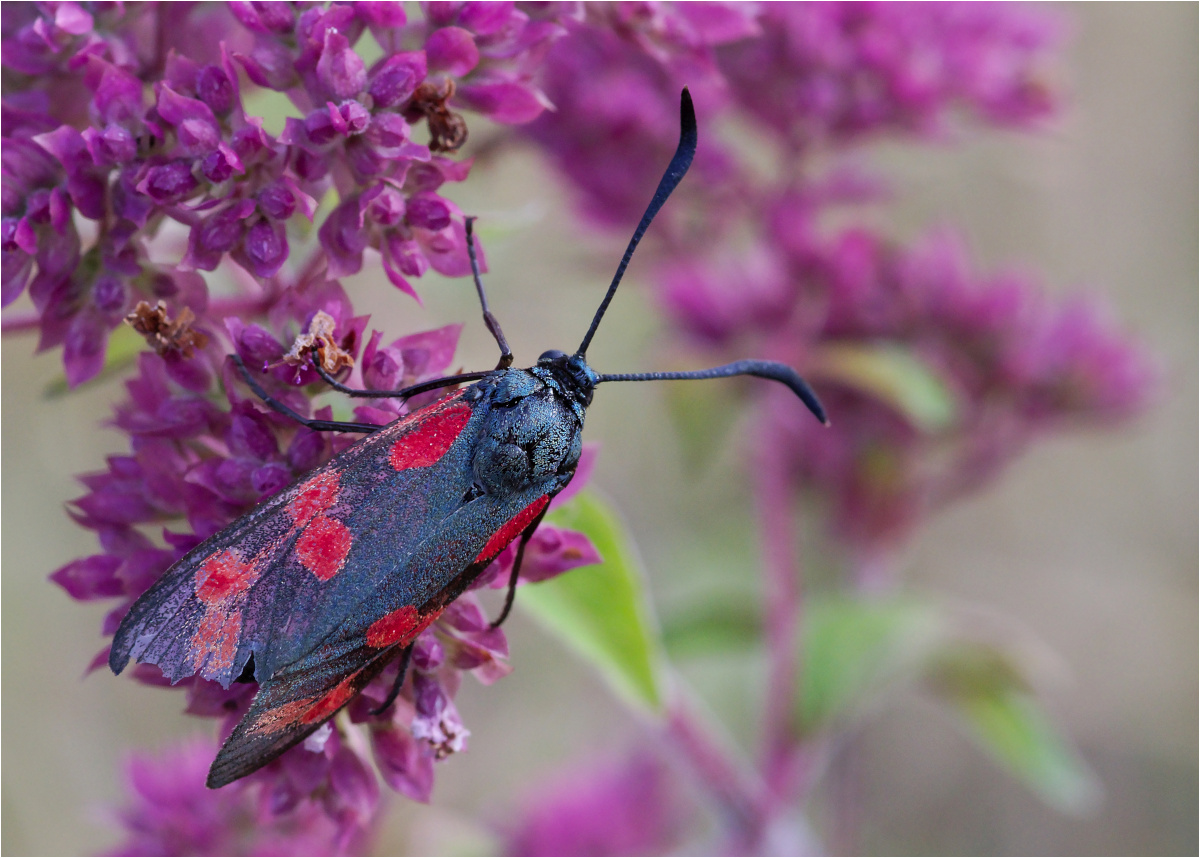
[465, 216, 514, 370]
[597, 360, 830, 425]
[575, 87, 697, 357]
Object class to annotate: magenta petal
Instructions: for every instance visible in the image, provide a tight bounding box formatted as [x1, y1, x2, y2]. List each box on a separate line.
[411, 674, 469, 755]
[371, 726, 434, 803]
[287, 428, 327, 473]
[156, 84, 222, 155]
[674, 3, 761, 43]
[405, 193, 451, 230]
[327, 746, 380, 823]
[83, 123, 136, 166]
[318, 198, 368, 277]
[326, 100, 349, 136]
[382, 233, 428, 278]
[317, 31, 367, 100]
[163, 355, 213, 393]
[228, 408, 279, 459]
[519, 526, 602, 583]
[356, 2, 407, 29]
[138, 161, 199, 204]
[235, 45, 296, 91]
[229, 1, 294, 34]
[505, 754, 683, 857]
[366, 184, 406, 225]
[391, 323, 462, 378]
[50, 554, 123, 600]
[425, 26, 479, 76]
[457, 3, 515, 36]
[63, 314, 109, 387]
[441, 598, 487, 633]
[31, 124, 86, 168]
[416, 221, 471, 277]
[1, 253, 33, 306]
[338, 99, 372, 135]
[164, 51, 203, 93]
[360, 330, 401, 390]
[185, 209, 245, 271]
[54, 2, 94, 35]
[48, 187, 72, 232]
[457, 81, 547, 124]
[238, 219, 288, 277]
[11, 218, 38, 254]
[84, 56, 144, 125]
[381, 249, 422, 304]
[365, 112, 414, 155]
[412, 634, 445, 672]
[196, 65, 235, 115]
[368, 52, 425, 108]
[256, 181, 297, 221]
[225, 320, 285, 368]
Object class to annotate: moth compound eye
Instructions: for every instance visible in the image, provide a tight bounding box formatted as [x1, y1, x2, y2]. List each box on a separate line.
[538, 349, 566, 363]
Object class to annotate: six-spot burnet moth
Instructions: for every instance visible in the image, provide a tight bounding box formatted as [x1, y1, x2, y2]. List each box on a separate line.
[109, 88, 829, 789]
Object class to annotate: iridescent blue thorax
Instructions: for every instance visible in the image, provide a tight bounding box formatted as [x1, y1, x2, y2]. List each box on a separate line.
[461, 351, 596, 499]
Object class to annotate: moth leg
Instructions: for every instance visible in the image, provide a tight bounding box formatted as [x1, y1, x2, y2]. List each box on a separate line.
[369, 644, 415, 716]
[465, 216, 513, 370]
[232, 355, 380, 434]
[489, 504, 549, 629]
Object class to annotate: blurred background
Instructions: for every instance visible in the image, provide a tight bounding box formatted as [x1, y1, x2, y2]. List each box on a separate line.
[3, 4, 1195, 854]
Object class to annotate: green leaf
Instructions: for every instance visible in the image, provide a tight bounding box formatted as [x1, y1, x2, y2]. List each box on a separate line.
[930, 645, 1101, 814]
[813, 342, 958, 432]
[795, 595, 1100, 814]
[661, 601, 762, 658]
[44, 323, 145, 397]
[796, 596, 940, 734]
[521, 491, 670, 715]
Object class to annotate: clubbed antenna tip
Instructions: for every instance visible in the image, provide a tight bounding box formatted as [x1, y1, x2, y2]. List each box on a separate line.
[576, 88, 697, 357]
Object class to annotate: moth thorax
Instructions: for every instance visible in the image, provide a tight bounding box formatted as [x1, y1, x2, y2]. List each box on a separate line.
[473, 393, 581, 495]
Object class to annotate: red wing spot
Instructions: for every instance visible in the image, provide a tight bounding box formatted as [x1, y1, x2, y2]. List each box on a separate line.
[296, 515, 353, 581]
[301, 674, 360, 725]
[195, 549, 258, 604]
[366, 605, 444, 648]
[474, 495, 549, 564]
[248, 697, 317, 737]
[191, 609, 242, 673]
[288, 471, 340, 527]
[389, 402, 472, 472]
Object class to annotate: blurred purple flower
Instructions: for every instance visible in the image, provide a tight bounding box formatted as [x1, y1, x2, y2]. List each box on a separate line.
[751, 228, 1155, 554]
[718, 3, 1062, 150]
[110, 739, 357, 856]
[503, 752, 686, 857]
[527, 2, 748, 227]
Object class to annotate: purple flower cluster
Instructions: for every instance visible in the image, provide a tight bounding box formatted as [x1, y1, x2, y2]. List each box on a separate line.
[751, 229, 1156, 555]
[2, 2, 569, 386]
[530, 3, 1061, 230]
[527, 2, 755, 228]
[503, 752, 686, 856]
[111, 739, 354, 856]
[718, 3, 1062, 149]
